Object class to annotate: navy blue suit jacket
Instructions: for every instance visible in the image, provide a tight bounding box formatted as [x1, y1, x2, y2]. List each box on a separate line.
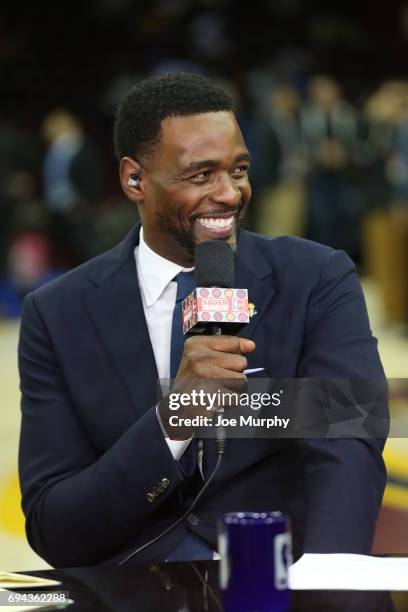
[18, 225, 388, 567]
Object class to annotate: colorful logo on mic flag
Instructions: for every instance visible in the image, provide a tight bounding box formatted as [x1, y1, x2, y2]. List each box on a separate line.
[182, 287, 249, 334]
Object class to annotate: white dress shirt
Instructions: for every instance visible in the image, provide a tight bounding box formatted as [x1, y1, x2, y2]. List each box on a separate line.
[134, 227, 193, 461]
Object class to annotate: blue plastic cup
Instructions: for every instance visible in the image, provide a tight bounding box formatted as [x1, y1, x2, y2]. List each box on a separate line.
[218, 511, 292, 612]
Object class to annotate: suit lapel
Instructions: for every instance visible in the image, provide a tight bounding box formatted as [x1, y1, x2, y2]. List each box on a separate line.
[85, 224, 160, 416]
[235, 231, 276, 341]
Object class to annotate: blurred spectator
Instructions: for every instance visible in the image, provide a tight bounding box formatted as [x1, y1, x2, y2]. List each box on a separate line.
[0, 233, 60, 318]
[300, 75, 363, 261]
[0, 121, 41, 276]
[301, 75, 358, 154]
[359, 81, 405, 212]
[383, 82, 408, 208]
[255, 83, 307, 237]
[42, 109, 105, 210]
[0, 141, 57, 319]
[360, 82, 408, 325]
[42, 109, 105, 266]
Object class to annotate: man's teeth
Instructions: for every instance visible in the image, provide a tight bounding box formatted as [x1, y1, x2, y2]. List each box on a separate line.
[197, 216, 234, 230]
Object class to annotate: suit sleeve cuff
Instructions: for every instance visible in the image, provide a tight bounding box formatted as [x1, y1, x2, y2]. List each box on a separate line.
[155, 404, 193, 461]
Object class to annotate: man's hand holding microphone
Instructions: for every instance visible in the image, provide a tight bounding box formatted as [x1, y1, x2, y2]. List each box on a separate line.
[159, 334, 256, 440]
[158, 239, 255, 441]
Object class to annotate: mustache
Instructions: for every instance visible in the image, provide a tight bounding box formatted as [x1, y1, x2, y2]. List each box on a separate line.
[189, 203, 246, 221]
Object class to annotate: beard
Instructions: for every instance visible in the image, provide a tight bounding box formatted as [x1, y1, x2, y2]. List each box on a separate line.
[155, 203, 247, 262]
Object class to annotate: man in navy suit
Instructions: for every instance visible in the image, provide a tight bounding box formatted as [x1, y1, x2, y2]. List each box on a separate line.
[18, 73, 388, 568]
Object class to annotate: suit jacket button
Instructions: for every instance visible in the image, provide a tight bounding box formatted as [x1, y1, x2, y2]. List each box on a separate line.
[146, 492, 155, 503]
[187, 513, 199, 527]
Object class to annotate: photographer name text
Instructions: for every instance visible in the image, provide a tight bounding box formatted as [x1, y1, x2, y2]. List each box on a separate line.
[168, 414, 290, 429]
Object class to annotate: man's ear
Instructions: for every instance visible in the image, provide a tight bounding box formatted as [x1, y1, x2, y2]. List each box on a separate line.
[119, 157, 144, 203]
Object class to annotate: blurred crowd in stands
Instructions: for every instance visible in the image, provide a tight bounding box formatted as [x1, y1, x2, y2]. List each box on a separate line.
[1, 72, 408, 320]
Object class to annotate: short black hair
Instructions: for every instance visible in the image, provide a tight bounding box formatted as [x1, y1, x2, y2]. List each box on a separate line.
[113, 72, 233, 161]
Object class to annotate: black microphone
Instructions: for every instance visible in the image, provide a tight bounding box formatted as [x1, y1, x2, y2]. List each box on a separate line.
[194, 240, 234, 337]
[194, 240, 235, 288]
[182, 241, 249, 338]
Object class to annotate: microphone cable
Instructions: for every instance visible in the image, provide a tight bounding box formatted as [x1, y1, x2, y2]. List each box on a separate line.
[119, 431, 226, 566]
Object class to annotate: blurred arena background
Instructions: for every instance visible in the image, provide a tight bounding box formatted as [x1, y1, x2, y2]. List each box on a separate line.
[1, 0, 408, 570]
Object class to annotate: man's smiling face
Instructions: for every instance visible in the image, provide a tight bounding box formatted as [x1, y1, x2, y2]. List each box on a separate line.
[137, 111, 251, 266]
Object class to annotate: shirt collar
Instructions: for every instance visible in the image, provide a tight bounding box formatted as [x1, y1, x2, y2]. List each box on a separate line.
[136, 227, 194, 307]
